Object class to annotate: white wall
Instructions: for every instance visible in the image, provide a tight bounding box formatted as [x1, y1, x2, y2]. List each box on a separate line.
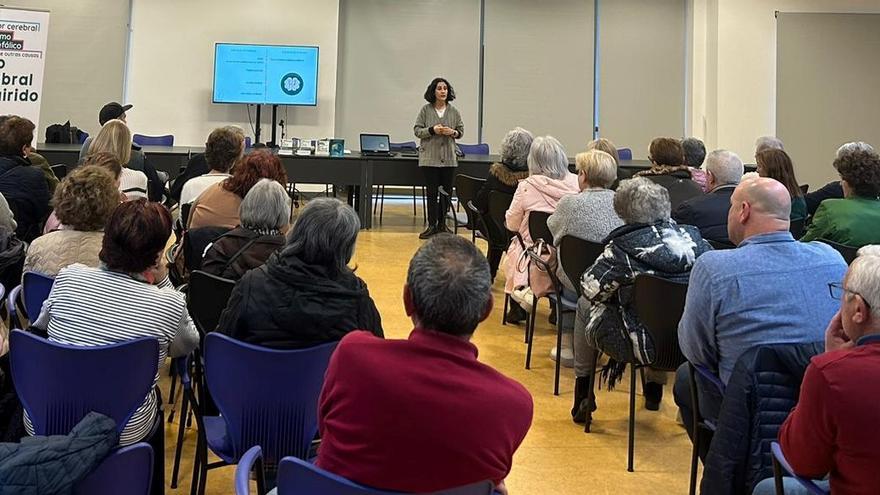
[690, 0, 880, 181]
[126, 0, 339, 146]
[28, 0, 129, 141]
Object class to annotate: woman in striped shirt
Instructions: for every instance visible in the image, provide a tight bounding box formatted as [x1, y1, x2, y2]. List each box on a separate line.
[31, 199, 199, 445]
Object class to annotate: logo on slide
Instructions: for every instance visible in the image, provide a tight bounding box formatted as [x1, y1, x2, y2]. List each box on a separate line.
[281, 73, 304, 96]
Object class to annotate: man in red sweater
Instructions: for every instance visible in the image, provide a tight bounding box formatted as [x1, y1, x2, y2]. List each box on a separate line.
[316, 234, 533, 494]
[772, 247, 880, 494]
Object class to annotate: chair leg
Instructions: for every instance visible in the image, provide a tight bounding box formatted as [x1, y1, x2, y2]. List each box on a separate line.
[628, 363, 637, 472]
[373, 185, 379, 215]
[689, 423, 700, 495]
[167, 372, 179, 423]
[525, 300, 537, 370]
[553, 300, 563, 396]
[412, 186, 417, 216]
[584, 349, 600, 433]
[772, 454, 785, 495]
[379, 185, 385, 224]
[190, 427, 203, 495]
[170, 390, 189, 488]
[422, 187, 427, 225]
[502, 294, 509, 326]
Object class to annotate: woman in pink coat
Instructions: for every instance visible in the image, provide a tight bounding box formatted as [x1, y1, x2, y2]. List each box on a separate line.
[504, 136, 579, 322]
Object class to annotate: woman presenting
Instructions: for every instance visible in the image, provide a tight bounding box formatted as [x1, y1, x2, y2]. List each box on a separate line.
[414, 77, 464, 239]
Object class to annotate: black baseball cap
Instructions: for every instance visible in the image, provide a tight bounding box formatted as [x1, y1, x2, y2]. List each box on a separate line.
[99, 102, 133, 125]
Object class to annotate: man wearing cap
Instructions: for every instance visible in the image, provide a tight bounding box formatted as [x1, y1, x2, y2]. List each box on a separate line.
[80, 102, 164, 202]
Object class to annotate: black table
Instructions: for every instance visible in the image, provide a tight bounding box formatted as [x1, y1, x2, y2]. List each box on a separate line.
[36, 143, 652, 229]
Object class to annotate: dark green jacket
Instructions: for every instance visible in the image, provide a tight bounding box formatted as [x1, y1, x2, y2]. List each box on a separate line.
[801, 196, 880, 247]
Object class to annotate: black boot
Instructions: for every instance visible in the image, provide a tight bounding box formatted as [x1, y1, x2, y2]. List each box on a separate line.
[644, 381, 663, 411]
[505, 302, 529, 324]
[418, 225, 437, 240]
[572, 376, 597, 424]
[549, 303, 557, 325]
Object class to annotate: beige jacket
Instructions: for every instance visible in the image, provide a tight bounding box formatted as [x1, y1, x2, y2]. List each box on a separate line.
[24, 230, 104, 278]
[413, 103, 464, 168]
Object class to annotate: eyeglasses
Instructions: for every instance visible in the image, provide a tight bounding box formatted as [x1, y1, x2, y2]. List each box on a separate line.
[829, 282, 872, 309]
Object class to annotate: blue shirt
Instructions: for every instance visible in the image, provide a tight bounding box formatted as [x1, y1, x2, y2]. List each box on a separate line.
[678, 231, 847, 384]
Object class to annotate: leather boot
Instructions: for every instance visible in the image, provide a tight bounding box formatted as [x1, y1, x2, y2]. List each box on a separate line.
[571, 376, 597, 424]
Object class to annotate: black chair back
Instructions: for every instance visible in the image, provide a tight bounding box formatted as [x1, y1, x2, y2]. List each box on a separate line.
[706, 239, 736, 250]
[184, 226, 231, 272]
[633, 274, 689, 371]
[799, 184, 809, 194]
[486, 191, 515, 249]
[647, 176, 703, 210]
[187, 270, 237, 336]
[454, 174, 486, 230]
[818, 238, 859, 264]
[559, 236, 606, 297]
[180, 203, 192, 228]
[50, 164, 68, 180]
[528, 211, 554, 245]
[789, 217, 806, 239]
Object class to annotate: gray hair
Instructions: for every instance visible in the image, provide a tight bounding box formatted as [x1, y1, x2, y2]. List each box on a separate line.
[755, 136, 784, 153]
[528, 136, 569, 180]
[837, 141, 875, 158]
[848, 247, 880, 320]
[406, 234, 491, 336]
[681, 138, 706, 168]
[704, 149, 744, 186]
[282, 197, 359, 275]
[240, 179, 291, 231]
[499, 127, 534, 170]
[613, 177, 671, 224]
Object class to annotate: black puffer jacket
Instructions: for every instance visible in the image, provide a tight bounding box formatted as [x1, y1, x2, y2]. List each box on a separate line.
[0, 154, 50, 242]
[217, 252, 383, 349]
[700, 342, 823, 495]
[0, 412, 118, 495]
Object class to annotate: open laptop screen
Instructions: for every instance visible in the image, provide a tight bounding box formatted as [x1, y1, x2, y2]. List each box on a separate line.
[360, 134, 390, 152]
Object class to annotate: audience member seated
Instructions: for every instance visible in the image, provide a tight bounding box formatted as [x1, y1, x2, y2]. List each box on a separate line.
[635, 137, 702, 208]
[171, 152, 209, 204]
[672, 150, 743, 244]
[572, 177, 710, 420]
[179, 126, 243, 205]
[316, 234, 533, 494]
[80, 102, 163, 202]
[752, 247, 880, 495]
[682, 137, 710, 192]
[201, 179, 288, 280]
[217, 197, 382, 347]
[43, 152, 125, 234]
[586, 137, 630, 186]
[30, 199, 198, 447]
[804, 141, 873, 216]
[755, 148, 806, 220]
[674, 177, 846, 442]
[473, 127, 533, 279]
[88, 119, 149, 200]
[24, 165, 119, 277]
[547, 150, 623, 366]
[21, 148, 59, 197]
[801, 148, 880, 246]
[188, 150, 287, 230]
[0, 116, 51, 242]
[503, 136, 579, 323]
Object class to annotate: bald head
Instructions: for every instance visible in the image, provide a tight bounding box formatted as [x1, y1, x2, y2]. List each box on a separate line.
[727, 177, 792, 245]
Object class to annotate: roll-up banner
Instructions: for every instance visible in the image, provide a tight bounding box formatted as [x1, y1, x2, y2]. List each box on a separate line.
[0, 6, 50, 144]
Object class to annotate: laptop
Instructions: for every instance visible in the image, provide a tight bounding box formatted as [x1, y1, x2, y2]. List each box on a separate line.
[360, 133, 396, 157]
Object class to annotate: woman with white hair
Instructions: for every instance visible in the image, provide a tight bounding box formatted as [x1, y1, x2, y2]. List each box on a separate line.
[571, 177, 711, 422]
[217, 197, 383, 349]
[473, 127, 534, 279]
[201, 178, 290, 280]
[503, 136, 579, 322]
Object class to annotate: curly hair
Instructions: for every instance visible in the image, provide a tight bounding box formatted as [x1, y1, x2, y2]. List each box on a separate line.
[423, 77, 456, 104]
[649, 137, 685, 167]
[100, 199, 172, 273]
[205, 126, 244, 172]
[54, 166, 120, 231]
[0, 115, 35, 155]
[499, 127, 533, 170]
[222, 150, 288, 198]
[82, 151, 122, 179]
[834, 149, 880, 198]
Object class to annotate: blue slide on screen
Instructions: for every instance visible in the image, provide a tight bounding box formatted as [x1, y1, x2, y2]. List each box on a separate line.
[213, 43, 319, 106]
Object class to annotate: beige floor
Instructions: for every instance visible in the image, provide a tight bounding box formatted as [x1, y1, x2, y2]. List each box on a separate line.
[163, 200, 696, 494]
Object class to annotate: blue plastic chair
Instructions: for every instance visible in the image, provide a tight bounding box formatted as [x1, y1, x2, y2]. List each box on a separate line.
[234, 445, 496, 495]
[74, 443, 154, 495]
[457, 143, 490, 155]
[617, 147, 633, 160]
[133, 134, 175, 147]
[390, 140, 417, 152]
[191, 334, 337, 495]
[7, 272, 54, 327]
[771, 442, 830, 495]
[687, 363, 726, 495]
[9, 330, 159, 437]
[78, 131, 90, 144]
